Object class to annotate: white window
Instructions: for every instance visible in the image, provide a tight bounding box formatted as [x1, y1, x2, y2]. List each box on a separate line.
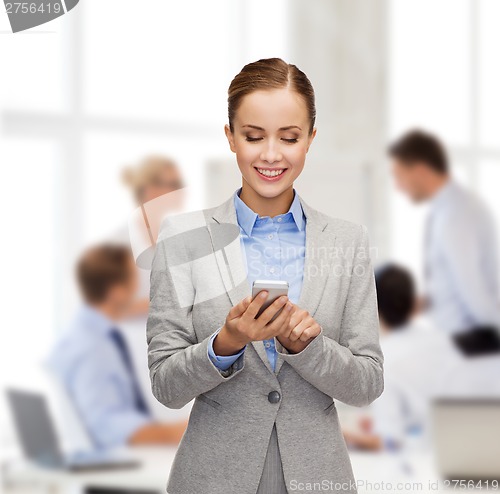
[388, 0, 500, 288]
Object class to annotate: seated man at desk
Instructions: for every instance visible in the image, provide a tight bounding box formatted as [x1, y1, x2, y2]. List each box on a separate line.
[343, 263, 457, 451]
[46, 244, 187, 449]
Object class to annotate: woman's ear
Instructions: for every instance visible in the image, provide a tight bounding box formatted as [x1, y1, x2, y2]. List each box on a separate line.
[306, 127, 317, 153]
[224, 124, 236, 153]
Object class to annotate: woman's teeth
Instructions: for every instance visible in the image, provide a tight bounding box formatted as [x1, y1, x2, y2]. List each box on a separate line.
[256, 168, 285, 177]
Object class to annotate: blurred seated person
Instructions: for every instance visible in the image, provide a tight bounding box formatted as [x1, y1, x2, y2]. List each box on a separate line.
[116, 155, 185, 319]
[343, 263, 457, 451]
[45, 244, 188, 449]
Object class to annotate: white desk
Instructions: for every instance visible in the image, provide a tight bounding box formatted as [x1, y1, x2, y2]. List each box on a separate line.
[351, 449, 443, 493]
[4, 446, 445, 494]
[3, 446, 177, 493]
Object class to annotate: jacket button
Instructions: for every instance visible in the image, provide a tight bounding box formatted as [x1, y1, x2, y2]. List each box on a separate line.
[268, 391, 281, 404]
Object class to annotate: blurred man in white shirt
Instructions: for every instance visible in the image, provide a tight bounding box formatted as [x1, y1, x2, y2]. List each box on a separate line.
[388, 129, 500, 354]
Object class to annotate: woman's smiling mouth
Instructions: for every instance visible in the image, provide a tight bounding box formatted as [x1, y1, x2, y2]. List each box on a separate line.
[254, 167, 288, 181]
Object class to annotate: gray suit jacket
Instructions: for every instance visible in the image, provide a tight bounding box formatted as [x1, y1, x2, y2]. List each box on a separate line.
[147, 190, 384, 494]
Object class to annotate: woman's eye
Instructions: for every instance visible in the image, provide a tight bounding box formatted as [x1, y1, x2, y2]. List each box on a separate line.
[244, 136, 298, 143]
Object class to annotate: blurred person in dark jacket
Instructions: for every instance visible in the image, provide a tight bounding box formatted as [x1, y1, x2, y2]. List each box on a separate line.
[343, 263, 458, 451]
[45, 244, 187, 449]
[388, 129, 500, 354]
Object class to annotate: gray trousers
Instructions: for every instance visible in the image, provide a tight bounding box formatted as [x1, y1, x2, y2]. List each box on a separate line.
[256, 423, 288, 494]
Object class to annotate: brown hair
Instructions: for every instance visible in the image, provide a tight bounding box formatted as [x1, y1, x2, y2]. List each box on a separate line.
[388, 129, 449, 175]
[228, 58, 316, 136]
[76, 244, 133, 304]
[375, 263, 415, 328]
[122, 155, 181, 204]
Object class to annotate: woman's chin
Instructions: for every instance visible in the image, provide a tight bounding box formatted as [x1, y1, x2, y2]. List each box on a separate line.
[251, 181, 292, 197]
[243, 172, 294, 195]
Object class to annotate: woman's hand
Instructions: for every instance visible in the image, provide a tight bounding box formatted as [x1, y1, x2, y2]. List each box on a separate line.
[214, 292, 294, 356]
[275, 303, 322, 354]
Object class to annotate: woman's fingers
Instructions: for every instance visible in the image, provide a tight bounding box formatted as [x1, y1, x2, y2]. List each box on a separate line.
[228, 294, 258, 320]
[298, 323, 321, 342]
[256, 295, 289, 327]
[228, 295, 322, 344]
[289, 320, 322, 342]
[286, 309, 321, 342]
[288, 317, 310, 341]
[241, 290, 270, 321]
[263, 300, 293, 338]
[228, 292, 270, 338]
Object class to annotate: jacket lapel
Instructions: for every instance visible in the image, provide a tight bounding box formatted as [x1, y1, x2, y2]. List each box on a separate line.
[205, 193, 251, 306]
[207, 190, 335, 376]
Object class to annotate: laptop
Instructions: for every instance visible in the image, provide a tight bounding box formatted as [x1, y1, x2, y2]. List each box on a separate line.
[431, 398, 500, 481]
[6, 388, 141, 471]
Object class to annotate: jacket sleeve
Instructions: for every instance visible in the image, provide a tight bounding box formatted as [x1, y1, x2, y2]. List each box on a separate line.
[147, 219, 245, 409]
[274, 224, 384, 407]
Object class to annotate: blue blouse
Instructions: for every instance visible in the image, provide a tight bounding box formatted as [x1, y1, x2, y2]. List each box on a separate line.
[207, 187, 306, 371]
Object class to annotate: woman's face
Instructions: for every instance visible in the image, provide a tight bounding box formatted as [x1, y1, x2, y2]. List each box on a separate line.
[225, 88, 316, 199]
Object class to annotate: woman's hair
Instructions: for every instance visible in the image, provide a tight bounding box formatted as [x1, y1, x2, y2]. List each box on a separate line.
[122, 155, 179, 204]
[228, 58, 316, 136]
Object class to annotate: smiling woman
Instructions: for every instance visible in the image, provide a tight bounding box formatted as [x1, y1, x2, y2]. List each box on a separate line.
[224, 59, 317, 219]
[146, 58, 384, 494]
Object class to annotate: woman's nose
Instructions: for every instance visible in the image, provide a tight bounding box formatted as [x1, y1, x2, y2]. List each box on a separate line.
[260, 142, 283, 164]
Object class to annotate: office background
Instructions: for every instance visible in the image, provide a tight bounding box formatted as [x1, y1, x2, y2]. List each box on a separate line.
[1, 0, 500, 490]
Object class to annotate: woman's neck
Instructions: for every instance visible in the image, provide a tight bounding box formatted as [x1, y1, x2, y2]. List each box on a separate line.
[239, 183, 294, 218]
